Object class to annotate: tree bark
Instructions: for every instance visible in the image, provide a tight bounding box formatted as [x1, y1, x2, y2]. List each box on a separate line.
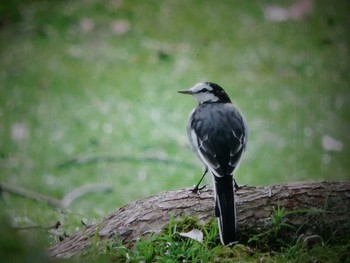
[48, 181, 350, 258]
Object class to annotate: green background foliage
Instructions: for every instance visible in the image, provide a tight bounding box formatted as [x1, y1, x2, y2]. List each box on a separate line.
[0, 0, 349, 261]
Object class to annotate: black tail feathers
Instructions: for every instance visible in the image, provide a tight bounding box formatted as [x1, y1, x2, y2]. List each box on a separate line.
[214, 175, 237, 245]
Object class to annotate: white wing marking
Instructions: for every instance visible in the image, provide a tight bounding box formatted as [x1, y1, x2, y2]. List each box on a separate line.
[190, 130, 223, 177]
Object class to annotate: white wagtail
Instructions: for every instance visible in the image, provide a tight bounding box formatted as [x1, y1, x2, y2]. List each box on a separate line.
[178, 82, 247, 245]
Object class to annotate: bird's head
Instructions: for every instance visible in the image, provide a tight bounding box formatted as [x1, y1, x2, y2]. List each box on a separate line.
[178, 82, 231, 104]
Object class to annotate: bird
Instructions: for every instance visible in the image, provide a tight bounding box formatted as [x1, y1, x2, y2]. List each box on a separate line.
[178, 82, 247, 246]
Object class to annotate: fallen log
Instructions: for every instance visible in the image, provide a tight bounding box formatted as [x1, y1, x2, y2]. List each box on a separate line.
[48, 181, 350, 258]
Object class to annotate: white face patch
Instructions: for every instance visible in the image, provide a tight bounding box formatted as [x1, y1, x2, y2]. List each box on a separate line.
[189, 82, 218, 104]
[194, 92, 219, 104]
[190, 82, 213, 93]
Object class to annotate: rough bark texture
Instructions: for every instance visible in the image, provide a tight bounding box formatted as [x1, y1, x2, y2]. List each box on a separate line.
[48, 181, 350, 258]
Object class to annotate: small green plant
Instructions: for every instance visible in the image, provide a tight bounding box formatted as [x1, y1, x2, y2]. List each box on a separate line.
[132, 216, 220, 262]
[248, 204, 293, 246]
[247, 205, 324, 248]
[64, 214, 350, 262]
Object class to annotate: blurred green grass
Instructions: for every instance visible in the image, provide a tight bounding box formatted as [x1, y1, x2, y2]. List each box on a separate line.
[0, 0, 349, 244]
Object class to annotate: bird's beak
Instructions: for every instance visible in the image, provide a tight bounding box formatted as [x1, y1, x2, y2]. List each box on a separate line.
[177, 90, 193, 95]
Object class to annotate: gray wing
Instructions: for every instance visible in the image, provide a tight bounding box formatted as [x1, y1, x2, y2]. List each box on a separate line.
[189, 103, 247, 177]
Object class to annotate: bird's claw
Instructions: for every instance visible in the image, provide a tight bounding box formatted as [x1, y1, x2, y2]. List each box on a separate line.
[234, 179, 242, 191]
[191, 184, 207, 194]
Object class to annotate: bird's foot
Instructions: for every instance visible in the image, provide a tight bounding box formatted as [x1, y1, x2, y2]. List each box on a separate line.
[233, 179, 246, 191]
[234, 181, 247, 191]
[191, 184, 207, 194]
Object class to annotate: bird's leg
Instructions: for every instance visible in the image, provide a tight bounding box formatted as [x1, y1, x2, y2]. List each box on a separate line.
[233, 179, 239, 190]
[191, 167, 208, 194]
[233, 179, 246, 191]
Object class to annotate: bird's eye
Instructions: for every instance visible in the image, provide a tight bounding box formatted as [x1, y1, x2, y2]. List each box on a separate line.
[201, 88, 208, 92]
